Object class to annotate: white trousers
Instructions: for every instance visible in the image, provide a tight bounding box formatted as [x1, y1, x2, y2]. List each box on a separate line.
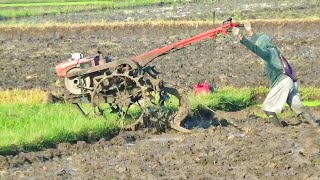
[262, 77, 304, 114]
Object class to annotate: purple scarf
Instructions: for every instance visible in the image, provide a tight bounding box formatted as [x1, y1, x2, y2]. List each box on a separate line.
[280, 55, 298, 82]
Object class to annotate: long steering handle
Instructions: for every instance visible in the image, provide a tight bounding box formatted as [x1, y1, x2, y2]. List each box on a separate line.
[132, 18, 243, 66]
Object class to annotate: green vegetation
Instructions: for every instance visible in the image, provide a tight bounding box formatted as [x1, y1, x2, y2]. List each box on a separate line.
[0, 0, 318, 26]
[300, 87, 320, 101]
[303, 101, 320, 107]
[0, 0, 319, 23]
[0, 0, 176, 19]
[190, 87, 254, 111]
[0, 103, 119, 155]
[1, 87, 319, 155]
[0, 0, 109, 3]
[0, 88, 49, 104]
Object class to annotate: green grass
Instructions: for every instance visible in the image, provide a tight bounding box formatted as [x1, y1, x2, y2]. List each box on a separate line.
[300, 87, 320, 101]
[0, 0, 175, 6]
[1, 0, 319, 21]
[0, 0, 109, 4]
[0, 88, 49, 104]
[0, 0, 176, 18]
[0, 1, 110, 7]
[0, 103, 120, 155]
[303, 101, 320, 107]
[0, 86, 319, 155]
[190, 86, 254, 111]
[0, 88, 253, 154]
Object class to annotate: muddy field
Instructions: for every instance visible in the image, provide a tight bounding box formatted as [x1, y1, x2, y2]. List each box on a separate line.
[1, 1, 320, 179]
[0, 20, 320, 91]
[1, 107, 320, 179]
[0, 1, 320, 90]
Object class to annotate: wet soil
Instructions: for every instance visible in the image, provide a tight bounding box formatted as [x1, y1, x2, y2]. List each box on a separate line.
[0, 1, 320, 90]
[0, 20, 319, 91]
[1, 106, 320, 179]
[1, 1, 320, 179]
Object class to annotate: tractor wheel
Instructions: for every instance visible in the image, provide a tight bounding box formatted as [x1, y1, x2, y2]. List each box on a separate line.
[65, 68, 90, 95]
[91, 73, 150, 130]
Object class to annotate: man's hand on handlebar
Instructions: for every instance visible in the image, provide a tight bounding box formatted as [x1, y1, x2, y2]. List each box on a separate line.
[232, 27, 243, 41]
[244, 22, 254, 37]
[244, 22, 252, 30]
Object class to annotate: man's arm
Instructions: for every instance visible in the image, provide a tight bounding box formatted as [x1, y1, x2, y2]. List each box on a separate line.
[244, 22, 259, 43]
[240, 35, 270, 61]
[233, 24, 270, 62]
[250, 32, 259, 43]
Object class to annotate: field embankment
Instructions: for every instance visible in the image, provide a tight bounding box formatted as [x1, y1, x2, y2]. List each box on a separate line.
[0, 0, 175, 19]
[1, 0, 320, 24]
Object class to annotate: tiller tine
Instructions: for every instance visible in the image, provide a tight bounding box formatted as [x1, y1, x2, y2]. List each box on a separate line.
[74, 103, 91, 116]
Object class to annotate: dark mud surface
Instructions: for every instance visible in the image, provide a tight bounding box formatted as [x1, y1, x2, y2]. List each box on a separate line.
[0, 20, 320, 91]
[1, 1, 320, 179]
[0, 1, 320, 90]
[1, 107, 320, 179]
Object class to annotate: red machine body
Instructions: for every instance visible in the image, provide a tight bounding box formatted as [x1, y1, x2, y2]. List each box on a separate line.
[56, 18, 242, 77]
[131, 18, 241, 66]
[56, 58, 92, 77]
[54, 18, 243, 132]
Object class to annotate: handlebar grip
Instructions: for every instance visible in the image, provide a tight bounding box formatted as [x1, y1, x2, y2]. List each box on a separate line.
[238, 24, 244, 27]
[223, 17, 232, 24]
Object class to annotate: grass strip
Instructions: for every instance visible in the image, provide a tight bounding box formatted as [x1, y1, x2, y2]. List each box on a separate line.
[190, 86, 254, 111]
[1, 86, 319, 105]
[0, 88, 49, 104]
[0, 0, 107, 3]
[0, 1, 113, 7]
[0, 0, 176, 7]
[0, 103, 120, 155]
[0, 0, 175, 18]
[0, 86, 319, 155]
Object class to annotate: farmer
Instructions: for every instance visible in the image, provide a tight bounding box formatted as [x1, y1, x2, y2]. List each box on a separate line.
[232, 23, 318, 127]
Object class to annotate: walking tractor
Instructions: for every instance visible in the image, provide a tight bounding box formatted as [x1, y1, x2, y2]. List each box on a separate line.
[55, 18, 243, 132]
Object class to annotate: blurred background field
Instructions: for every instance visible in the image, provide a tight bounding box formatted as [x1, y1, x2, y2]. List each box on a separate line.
[0, 0, 319, 24]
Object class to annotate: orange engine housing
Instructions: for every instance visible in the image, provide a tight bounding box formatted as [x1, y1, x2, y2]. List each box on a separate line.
[56, 58, 93, 77]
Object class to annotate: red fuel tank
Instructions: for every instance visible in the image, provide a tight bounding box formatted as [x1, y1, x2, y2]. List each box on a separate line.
[194, 82, 212, 95]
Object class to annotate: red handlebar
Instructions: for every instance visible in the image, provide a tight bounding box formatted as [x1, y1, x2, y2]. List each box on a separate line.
[131, 18, 242, 66]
